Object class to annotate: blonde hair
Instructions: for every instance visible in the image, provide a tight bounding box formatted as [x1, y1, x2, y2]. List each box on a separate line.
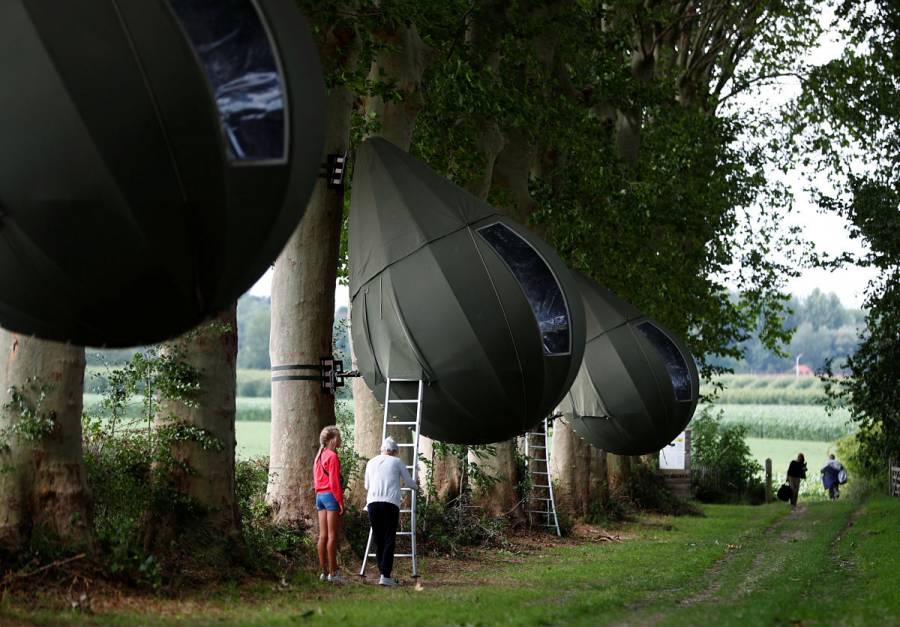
[320, 425, 340, 448]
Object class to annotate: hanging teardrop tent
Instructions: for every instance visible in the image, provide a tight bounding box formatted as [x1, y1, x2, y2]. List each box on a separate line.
[349, 138, 586, 445]
[558, 272, 699, 455]
[0, 0, 325, 346]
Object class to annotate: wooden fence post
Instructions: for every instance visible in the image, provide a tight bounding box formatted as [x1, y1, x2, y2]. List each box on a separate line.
[765, 458, 773, 503]
[890, 458, 900, 497]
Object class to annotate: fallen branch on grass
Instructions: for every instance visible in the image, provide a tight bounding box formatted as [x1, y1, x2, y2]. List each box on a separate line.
[596, 533, 621, 542]
[2, 553, 87, 585]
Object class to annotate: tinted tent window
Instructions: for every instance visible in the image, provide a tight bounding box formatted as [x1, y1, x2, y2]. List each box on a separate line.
[478, 223, 570, 355]
[169, 0, 287, 162]
[636, 322, 692, 401]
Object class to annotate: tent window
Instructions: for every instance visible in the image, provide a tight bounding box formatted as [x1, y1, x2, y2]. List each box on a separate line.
[635, 322, 692, 401]
[478, 223, 570, 355]
[169, 0, 287, 163]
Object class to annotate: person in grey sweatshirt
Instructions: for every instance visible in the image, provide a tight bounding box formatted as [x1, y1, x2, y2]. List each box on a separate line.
[364, 436, 415, 586]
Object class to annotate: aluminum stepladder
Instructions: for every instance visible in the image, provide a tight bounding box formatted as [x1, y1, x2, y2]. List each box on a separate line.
[524, 417, 561, 536]
[359, 378, 423, 579]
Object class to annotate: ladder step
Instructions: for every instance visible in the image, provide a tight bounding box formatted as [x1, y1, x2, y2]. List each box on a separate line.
[394, 553, 414, 557]
[388, 399, 418, 404]
[388, 378, 421, 382]
[529, 445, 546, 449]
[531, 497, 552, 501]
[396, 443, 416, 448]
[531, 471, 549, 475]
[387, 421, 419, 425]
[533, 484, 550, 489]
[396, 532, 413, 536]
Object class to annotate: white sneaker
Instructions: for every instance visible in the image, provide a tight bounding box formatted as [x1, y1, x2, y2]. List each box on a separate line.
[319, 573, 327, 582]
[327, 573, 346, 585]
[378, 575, 399, 586]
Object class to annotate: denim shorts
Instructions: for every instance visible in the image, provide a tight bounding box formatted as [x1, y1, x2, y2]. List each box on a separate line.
[315, 492, 340, 512]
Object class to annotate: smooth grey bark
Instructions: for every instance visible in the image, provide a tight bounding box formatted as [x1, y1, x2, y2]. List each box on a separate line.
[0, 331, 91, 554]
[550, 418, 592, 517]
[467, 440, 521, 518]
[267, 69, 354, 525]
[156, 307, 241, 545]
[607, 453, 632, 493]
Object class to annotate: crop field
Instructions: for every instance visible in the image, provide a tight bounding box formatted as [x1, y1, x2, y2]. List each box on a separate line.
[699, 374, 831, 405]
[699, 403, 853, 440]
[84, 391, 849, 460]
[83, 393, 273, 423]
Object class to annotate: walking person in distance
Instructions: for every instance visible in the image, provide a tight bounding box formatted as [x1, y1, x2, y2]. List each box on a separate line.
[364, 436, 415, 586]
[314, 425, 345, 583]
[821, 453, 845, 500]
[786, 452, 807, 509]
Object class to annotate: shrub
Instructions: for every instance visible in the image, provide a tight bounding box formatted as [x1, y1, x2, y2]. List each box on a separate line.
[235, 456, 308, 573]
[691, 408, 763, 503]
[417, 494, 509, 555]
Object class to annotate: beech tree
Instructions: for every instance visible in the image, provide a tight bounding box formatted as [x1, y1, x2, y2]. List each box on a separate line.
[266, 3, 364, 525]
[0, 332, 92, 555]
[154, 308, 242, 550]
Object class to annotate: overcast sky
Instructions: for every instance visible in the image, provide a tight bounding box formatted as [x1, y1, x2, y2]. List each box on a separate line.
[249, 9, 877, 310]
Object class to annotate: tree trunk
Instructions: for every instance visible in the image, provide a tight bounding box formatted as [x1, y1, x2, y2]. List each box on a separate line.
[0, 331, 92, 555]
[419, 438, 461, 502]
[364, 24, 430, 150]
[468, 441, 520, 518]
[589, 446, 609, 506]
[156, 308, 241, 548]
[607, 453, 632, 493]
[550, 418, 599, 518]
[267, 76, 353, 525]
[490, 129, 539, 228]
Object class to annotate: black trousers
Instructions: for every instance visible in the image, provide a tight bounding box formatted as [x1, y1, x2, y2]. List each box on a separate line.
[367, 501, 400, 577]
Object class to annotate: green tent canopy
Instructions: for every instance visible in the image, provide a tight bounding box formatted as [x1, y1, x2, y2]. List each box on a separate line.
[558, 273, 699, 455]
[349, 138, 586, 444]
[0, 0, 324, 346]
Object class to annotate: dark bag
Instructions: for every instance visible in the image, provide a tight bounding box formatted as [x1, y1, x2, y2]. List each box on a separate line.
[777, 483, 792, 502]
[838, 467, 849, 485]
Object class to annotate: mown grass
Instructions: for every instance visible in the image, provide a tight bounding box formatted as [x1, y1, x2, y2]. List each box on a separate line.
[4, 496, 898, 625]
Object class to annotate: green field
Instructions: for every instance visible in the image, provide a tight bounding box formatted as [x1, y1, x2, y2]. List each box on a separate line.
[701, 403, 853, 440]
[236, 420, 271, 459]
[83, 394, 272, 423]
[700, 374, 830, 405]
[747, 437, 833, 474]
[5, 496, 898, 625]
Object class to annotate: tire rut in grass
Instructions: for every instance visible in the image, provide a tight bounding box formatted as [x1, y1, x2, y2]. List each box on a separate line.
[829, 501, 864, 573]
[677, 507, 798, 608]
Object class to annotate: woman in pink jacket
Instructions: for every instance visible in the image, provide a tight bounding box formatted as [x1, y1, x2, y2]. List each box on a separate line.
[314, 425, 344, 583]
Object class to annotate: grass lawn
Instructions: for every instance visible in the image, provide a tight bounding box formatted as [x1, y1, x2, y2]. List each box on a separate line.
[747, 437, 833, 476]
[3, 496, 898, 625]
[236, 420, 271, 459]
